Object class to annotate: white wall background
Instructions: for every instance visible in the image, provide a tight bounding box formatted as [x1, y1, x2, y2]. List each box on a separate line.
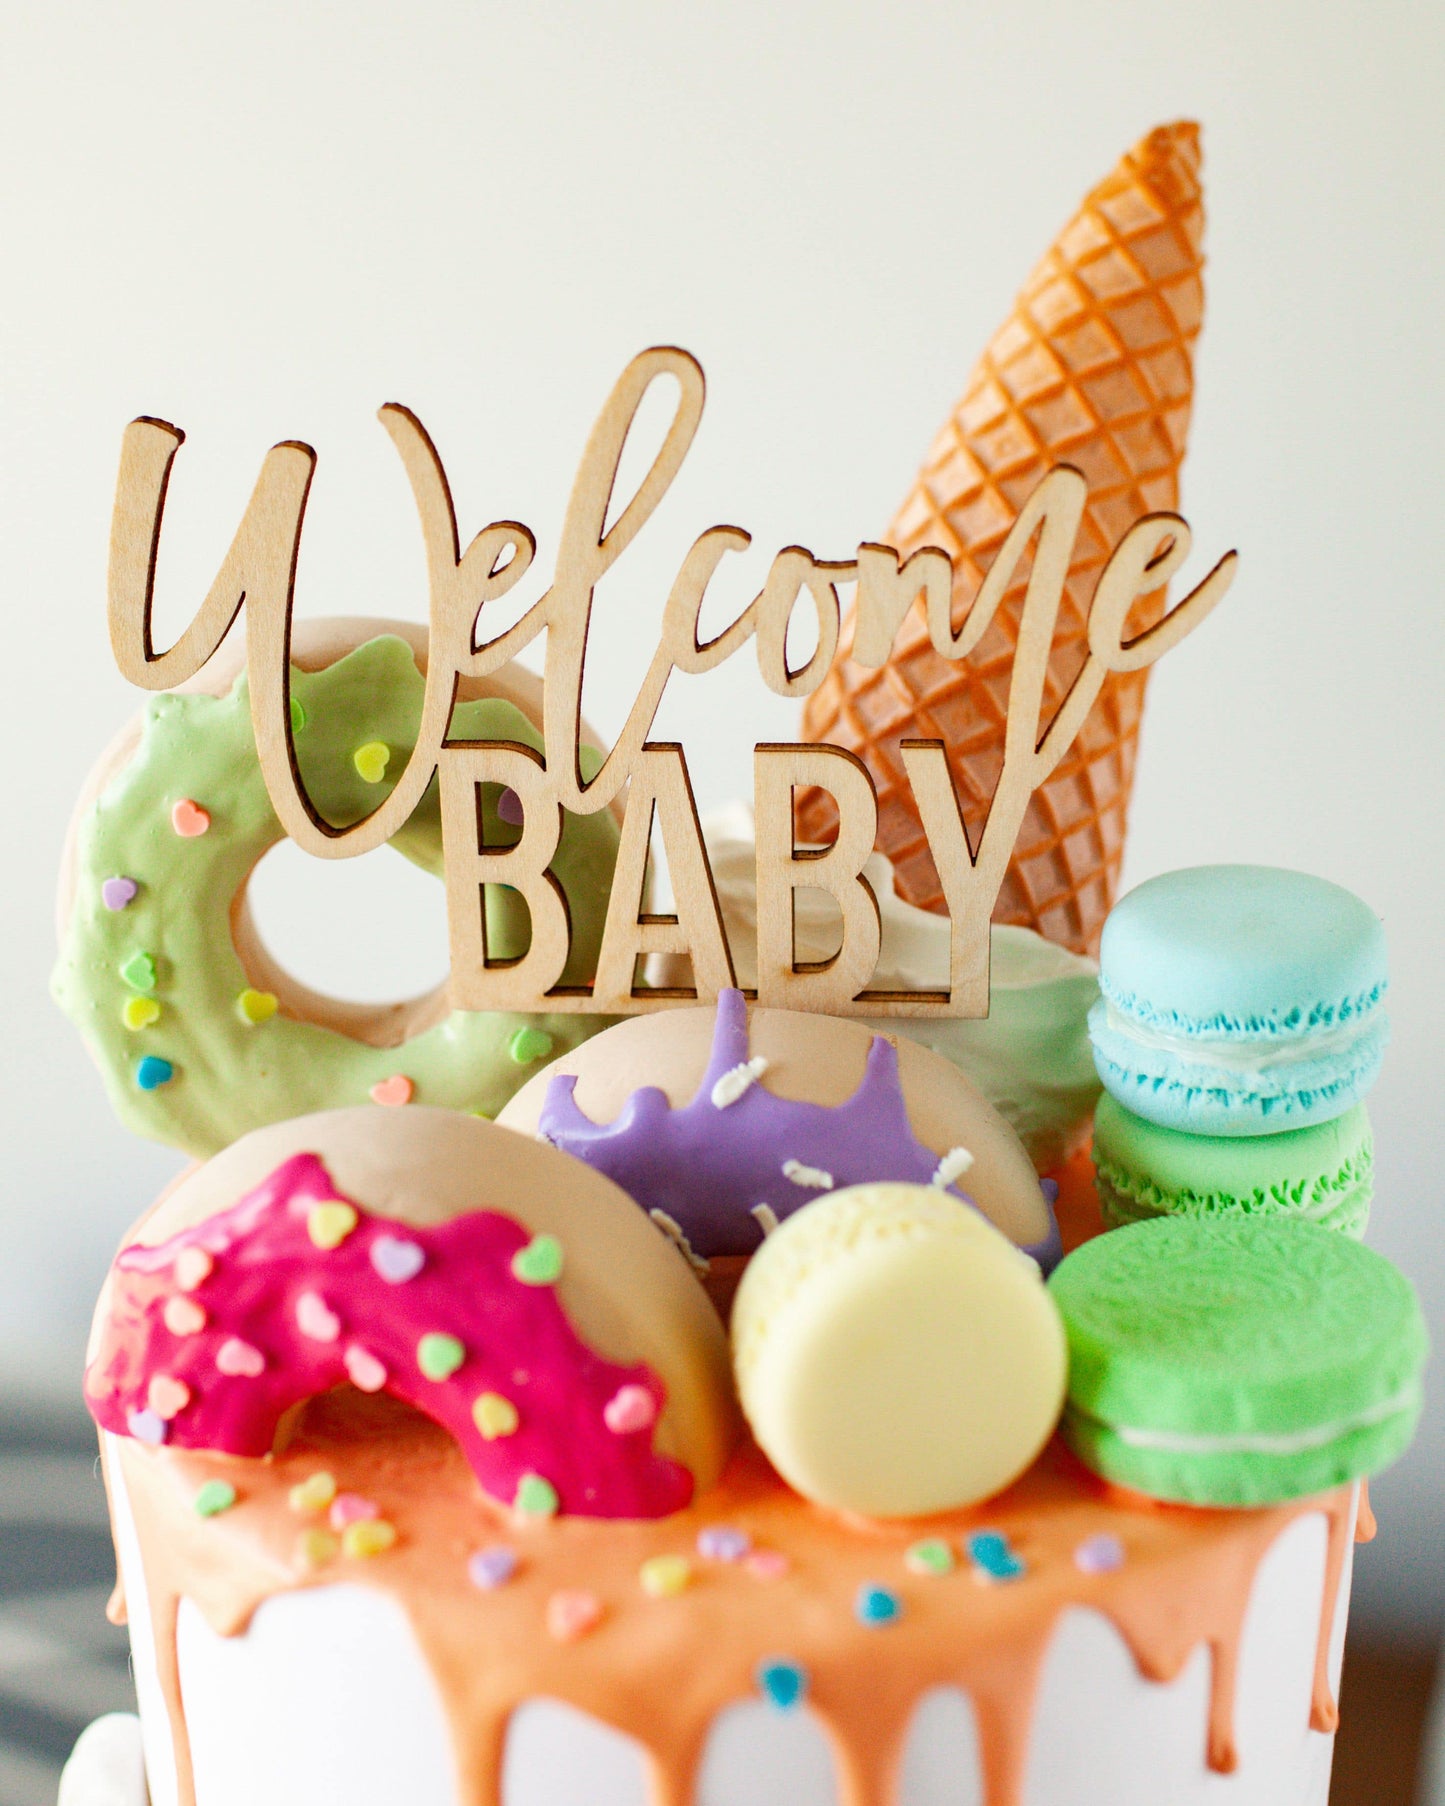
[2, 1, 1442, 1639]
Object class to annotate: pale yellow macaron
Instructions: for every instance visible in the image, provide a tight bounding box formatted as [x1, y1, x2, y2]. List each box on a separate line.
[732, 1184, 1067, 1518]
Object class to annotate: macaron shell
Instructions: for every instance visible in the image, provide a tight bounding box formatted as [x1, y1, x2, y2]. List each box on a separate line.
[733, 1184, 1066, 1518]
[1091, 1094, 1373, 1237]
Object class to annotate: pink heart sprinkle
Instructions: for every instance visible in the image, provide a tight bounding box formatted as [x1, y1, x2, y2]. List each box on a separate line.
[344, 1346, 388, 1394]
[603, 1385, 657, 1435]
[370, 1074, 414, 1107]
[371, 1236, 425, 1284]
[147, 1374, 191, 1421]
[101, 876, 138, 911]
[163, 1295, 207, 1337]
[546, 1590, 604, 1643]
[174, 1247, 214, 1291]
[744, 1549, 790, 1581]
[216, 1337, 266, 1378]
[329, 1492, 381, 1531]
[296, 1291, 341, 1342]
[171, 798, 211, 838]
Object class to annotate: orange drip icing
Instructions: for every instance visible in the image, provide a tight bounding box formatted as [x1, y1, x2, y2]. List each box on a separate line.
[112, 1391, 1361, 1806]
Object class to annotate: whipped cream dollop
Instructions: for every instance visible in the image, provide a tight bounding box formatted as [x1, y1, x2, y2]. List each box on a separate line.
[646, 803, 1102, 1170]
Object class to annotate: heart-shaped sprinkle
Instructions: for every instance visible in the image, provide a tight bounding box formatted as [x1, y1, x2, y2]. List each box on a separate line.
[163, 1295, 207, 1337]
[122, 996, 162, 1032]
[288, 1471, 338, 1516]
[515, 1474, 560, 1519]
[101, 877, 138, 911]
[329, 1492, 380, 1531]
[546, 1590, 602, 1643]
[308, 1201, 359, 1250]
[353, 741, 390, 784]
[905, 1538, 955, 1577]
[120, 951, 157, 993]
[965, 1530, 1026, 1583]
[603, 1385, 657, 1435]
[756, 1659, 807, 1712]
[126, 1408, 167, 1447]
[296, 1291, 341, 1342]
[697, 1526, 751, 1563]
[295, 1528, 339, 1569]
[175, 1247, 214, 1291]
[508, 1026, 554, 1065]
[855, 1584, 902, 1626]
[511, 1234, 563, 1287]
[496, 786, 525, 826]
[343, 1346, 388, 1394]
[371, 1236, 425, 1284]
[473, 1392, 519, 1440]
[171, 798, 210, 837]
[640, 1554, 692, 1598]
[135, 1055, 174, 1091]
[370, 1074, 414, 1107]
[468, 1546, 518, 1590]
[194, 1480, 237, 1518]
[216, 1336, 265, 1378]
[236, 988, 278, 1026]
[147, 1374, 191, 1421]
[417, 1332, 465, 1380]
[744, 1549, 790, 1581]
[1074, 1533, 1126, 1575]
[342, 1519, 397, 1559]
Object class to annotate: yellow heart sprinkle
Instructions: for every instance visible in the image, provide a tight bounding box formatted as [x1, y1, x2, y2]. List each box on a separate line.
[295, 1528, 339, 1570]
[640, 1554, 693, 1598]
[343, 1518, 397, 1559]
[236, 988, 278, 1025]
[308, 1201, 359, 1250]
[473, 1392, 520, 1440]
[288, 1471, 338, 1516]
[122, 996, 162, 1032]
[353, 741, 390, 784]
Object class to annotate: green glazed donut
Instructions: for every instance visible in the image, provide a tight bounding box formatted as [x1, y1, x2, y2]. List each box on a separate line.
[54, 625, 621, 1157]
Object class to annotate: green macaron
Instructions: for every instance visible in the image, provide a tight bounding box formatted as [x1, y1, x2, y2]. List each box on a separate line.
[1092, 1093, 1374, 1238]
[1048, 1216, 1426, 1506]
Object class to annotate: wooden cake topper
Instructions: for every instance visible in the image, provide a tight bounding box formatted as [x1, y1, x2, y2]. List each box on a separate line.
[108, 347, 1237, 1019]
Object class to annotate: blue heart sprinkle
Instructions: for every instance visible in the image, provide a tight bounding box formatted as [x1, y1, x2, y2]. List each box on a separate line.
[756, 1659, 807, 1711]
[855, 1583, 902, 1626]
[136, 1056, 175, 1092]
[966, 1531, 1026, 1581]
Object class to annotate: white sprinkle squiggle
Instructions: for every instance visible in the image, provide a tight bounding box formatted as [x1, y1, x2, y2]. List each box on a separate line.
[782, 1159, 833, 1190]
[931, 1146, 975, 1189]
[649, 1208, 710, 1275]
[751, 1203, 781, 1238]
[711, 1056, 769, 1109]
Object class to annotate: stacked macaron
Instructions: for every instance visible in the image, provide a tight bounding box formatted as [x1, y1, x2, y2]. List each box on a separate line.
[1086, 865, 1387, 1238]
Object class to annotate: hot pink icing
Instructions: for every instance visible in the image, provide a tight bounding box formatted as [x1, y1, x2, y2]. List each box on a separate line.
[85, 1153, 692, 1519]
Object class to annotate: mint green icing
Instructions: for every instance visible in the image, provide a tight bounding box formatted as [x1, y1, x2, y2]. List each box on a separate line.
[53, 636, 619, 1158]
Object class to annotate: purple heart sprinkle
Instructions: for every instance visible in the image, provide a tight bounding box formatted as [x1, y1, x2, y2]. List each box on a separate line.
[1074, 1533, 1125, 1575]
[697, 1525, 752, 1563]
[1040, 1176, 1060, 1204]
[127, 1408, 168, 1447]
[102, 876, 138, 911]
[371, 1236, 425, 1284]
[468, 1546, 518, 1590]
[496, 787, 525, 826]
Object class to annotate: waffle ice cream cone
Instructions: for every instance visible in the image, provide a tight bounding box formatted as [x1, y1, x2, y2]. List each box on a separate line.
[800, 123, 1205, 956]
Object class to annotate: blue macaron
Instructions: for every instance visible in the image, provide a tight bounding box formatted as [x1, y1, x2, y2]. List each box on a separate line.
[1088, 866, 1387, 1136]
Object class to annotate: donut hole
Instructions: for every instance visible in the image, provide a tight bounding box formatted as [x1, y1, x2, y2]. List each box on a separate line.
[239, 840, 452, 1047]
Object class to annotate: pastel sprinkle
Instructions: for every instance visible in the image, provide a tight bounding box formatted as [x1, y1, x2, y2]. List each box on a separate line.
[546, 1590, 603, 1643]
[905, 1538, 956, 1577]
[163, 1295, 207, 1337]
[744, 1549, 790, 1581]
[509, 1026, 555, 1065]
[473, 1392, 520, 1440]
[170, 798, 211, 837]
[236, 988, 278, 1026]
[288, 1472, 338, 1516]
[371, 1236, 425, 1283]
[215, 1337, 265, 1378]
[711, 1056, 768, 1108]
[353, 741, 390, 784]
[193, 1480, 237, 1518]
[515, 1474, 560, 1520]
[468, 1547, 518, 1591]
[370, 1073, 414, 1107]
[135, 1055, 174, 1091]
[603, 1385, 657, 1435]
[343, 1345, 388, 1393]
[855, 1584, 902, 1626]
[126, 1408, 167, 1447]
[295, 1291, 341, 1342]
[122, 995, 162, 1032]
[120, 951, 157, 993]
[329, 1493, 380, 1531]
[931, 1145, 976, 1189]
[146, 1374, 190, 1422]
[496, 786, 525, 826]
[511, 1234, 563, 1286]
[343, 1519, 397, 1559]
[295, 1528, 339, 1569]
[781, 1158, 833, 1190]
[307, 1200, 359, 1250]
[418, 1332, 465, 1380]
[1074, 1534, 1126, 1575]
[174, 1247, 213, 1291]
[640, 1554, 693, 1598]
[756, 1659, 807, 1712]
[750, 1203, 780, 1238]
[101, 877, 138, 911]
[966, 1531, 1027, 1583]
[697, 1526, 752, 1563]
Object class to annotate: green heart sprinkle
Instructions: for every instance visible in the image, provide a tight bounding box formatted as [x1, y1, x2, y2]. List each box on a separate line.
[905, 1538, 955, 1577]
[514, 1474, 559, 1519]
[194, 1480, 238, 1518]
[354, 741, 390, 784]
[121, 951, 158, 993]
[508, 1026, 555, 1066]
[417, 1332, 465, 1381]
[511, 1234, 563, 1287]
[290, 695, 307, 732]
